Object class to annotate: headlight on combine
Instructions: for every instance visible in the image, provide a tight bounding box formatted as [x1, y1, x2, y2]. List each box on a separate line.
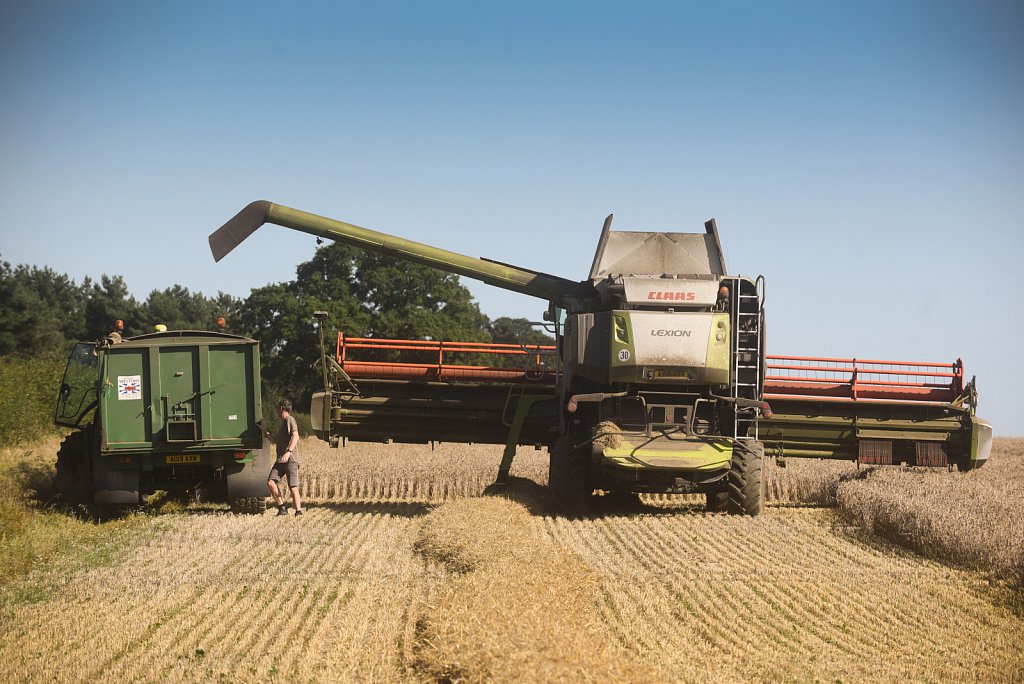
[614, 315, 629, 343]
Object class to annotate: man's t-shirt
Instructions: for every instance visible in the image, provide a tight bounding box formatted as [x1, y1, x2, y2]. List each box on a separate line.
[275, 415, 300, 464]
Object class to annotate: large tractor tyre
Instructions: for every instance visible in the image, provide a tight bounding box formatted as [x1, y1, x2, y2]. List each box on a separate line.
[726, 440, 764, 516]
[548, 436, 592, 516]
[54, 430, 92, 504]
[230, 496, 268, 515]
[706, 488, 729, 513]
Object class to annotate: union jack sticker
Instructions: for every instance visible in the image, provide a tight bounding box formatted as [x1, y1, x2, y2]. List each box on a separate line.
[118, 375, 142, 401]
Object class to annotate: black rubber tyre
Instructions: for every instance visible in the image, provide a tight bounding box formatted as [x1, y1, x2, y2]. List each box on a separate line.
[54, 430, 92, 504]
[705, 488, 729, 513]
[726, 440, 764, 516]
[548, 436, 592, 516]
[230, 497, 268, 515]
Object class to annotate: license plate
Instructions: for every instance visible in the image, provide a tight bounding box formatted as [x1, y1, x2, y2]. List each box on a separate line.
[166, 454, 201, 464]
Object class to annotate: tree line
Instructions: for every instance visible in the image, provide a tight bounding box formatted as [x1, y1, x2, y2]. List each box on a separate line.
[0, 243, 554, 411]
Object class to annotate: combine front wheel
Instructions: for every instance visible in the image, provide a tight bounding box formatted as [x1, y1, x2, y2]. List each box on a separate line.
[548, 436, 592, 516]
[726, 440, 764, 516]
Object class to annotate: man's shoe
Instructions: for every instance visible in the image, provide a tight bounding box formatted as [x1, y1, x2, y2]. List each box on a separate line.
[294, 510, 303, 517]
[276, 506, 288, 516]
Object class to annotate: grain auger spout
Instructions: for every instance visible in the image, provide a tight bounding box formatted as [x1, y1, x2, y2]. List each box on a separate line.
[209, 200, 597, 310]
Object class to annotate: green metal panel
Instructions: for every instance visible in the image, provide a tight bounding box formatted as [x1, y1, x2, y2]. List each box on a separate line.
[608, 311, 635, 383]
[103, 347, 151, 446]
[96, 332, 262, 455]
[159, 347, 200, 441]
[758, 397, 979, 468]
[602, 438, 733, 471]
[207, 344, 256, 439]
[704, 312, 730, 385]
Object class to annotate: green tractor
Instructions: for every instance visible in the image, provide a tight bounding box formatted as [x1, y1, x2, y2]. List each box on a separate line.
[53, 328, 272, 512]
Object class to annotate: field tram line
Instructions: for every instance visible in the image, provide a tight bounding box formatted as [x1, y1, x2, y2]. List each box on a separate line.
[251, 506, 427, 678]
[649, 516, 871, 659]
[127, 509, 371, 681]
[220, 509, 389, 677]
[693, 512, 1017, 672]
[675, 515, 923, 658]
[75, 522, 264, 680]
[148, 547, 341, 681]
[113, 520, 298, 681]
[385, 556, 439, 681]
[548, 519, 666, 656]
[590, 514, 867, 663]
[548, 517, 752, 661]
[81, 584, 209, 683]
[783, 536, 973, 641]
[284, 519, 423, 678]
[128, 585, 265, 683]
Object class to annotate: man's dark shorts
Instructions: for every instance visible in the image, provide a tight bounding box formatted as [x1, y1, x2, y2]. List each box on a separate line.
[268, 461, 300, 488]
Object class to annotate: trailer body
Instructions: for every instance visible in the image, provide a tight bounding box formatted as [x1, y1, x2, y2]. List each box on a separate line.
[54, 330, 271, 509]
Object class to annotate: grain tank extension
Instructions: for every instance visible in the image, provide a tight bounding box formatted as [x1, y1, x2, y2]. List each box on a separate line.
[210, 201, 992, 515]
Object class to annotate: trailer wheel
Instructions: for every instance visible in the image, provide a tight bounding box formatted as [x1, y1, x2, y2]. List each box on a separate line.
[230, 497, 267, 515]
[548, 436, 592, 516]
[726, 440, 764, 516]
[54, 430, 92, 504]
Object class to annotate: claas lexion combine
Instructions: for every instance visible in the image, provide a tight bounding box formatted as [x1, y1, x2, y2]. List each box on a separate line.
[210, 201, 992, 515]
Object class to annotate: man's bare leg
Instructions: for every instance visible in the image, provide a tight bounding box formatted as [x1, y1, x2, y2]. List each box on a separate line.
[289, 486, 302, 513]
[268, 479, 284, 507]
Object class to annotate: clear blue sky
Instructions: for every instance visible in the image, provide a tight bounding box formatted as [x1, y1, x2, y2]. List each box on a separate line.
[1, 1, 1021, 433]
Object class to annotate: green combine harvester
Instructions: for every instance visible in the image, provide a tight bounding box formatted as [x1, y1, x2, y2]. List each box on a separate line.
[53, 328, 272, 512]
[210, 201, 992, 515]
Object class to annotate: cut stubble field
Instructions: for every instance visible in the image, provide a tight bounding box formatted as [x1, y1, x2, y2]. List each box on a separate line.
[1, 438, 1022, 682]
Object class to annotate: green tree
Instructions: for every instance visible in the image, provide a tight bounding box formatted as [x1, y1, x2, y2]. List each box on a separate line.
[235, 243, 492, 409]
[489, 316, 554, 347]
[0, 258, 86, 357]
[487, 317, 556, 369]
[139, 285, 239, 333]
[82, 275, 142, 339]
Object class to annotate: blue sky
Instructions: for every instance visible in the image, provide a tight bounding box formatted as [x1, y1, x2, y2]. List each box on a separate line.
[1, 1, 1022, 433]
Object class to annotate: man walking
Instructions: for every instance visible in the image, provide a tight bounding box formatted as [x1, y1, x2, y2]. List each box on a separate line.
[268, 399, 303, 516]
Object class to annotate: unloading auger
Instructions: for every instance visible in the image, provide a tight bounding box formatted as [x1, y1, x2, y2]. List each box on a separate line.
[210, 201, 993, 515]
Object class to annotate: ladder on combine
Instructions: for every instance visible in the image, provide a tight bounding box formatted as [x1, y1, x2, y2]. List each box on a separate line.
[731, 276, 764, 441]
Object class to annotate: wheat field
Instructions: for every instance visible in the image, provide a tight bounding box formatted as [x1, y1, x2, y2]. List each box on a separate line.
[0, 438, 1021, 682]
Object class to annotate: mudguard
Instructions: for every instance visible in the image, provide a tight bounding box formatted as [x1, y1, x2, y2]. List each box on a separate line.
[226, 438, 275, 500]
[92, 453, 140, 504]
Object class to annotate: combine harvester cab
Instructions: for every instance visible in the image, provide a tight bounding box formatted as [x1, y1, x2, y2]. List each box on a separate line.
[210, 201, 991, 515]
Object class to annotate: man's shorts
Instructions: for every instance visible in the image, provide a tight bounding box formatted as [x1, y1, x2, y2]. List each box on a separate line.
[268, 461, 300, 488]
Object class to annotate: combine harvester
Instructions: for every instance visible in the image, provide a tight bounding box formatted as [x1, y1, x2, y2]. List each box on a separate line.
[210, 201, 992, 514]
